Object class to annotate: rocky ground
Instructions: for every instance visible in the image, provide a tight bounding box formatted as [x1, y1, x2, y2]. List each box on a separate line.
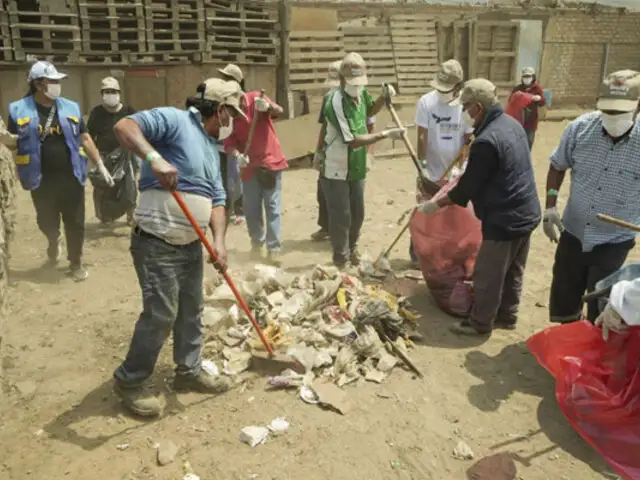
[0, 121, 625, 480]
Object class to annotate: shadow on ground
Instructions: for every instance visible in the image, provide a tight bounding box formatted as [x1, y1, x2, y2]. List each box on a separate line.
[464, 342, 616, 477]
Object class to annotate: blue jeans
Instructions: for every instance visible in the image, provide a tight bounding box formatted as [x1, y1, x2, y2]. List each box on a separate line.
[114, 230, 204, 387]
[242, 170, 283, 252]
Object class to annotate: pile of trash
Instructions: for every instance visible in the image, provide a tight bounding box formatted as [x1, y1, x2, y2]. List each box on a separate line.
[201, 264, 423, 396]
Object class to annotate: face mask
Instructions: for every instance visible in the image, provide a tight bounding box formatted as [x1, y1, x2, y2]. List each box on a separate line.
[344, 84, 363, 98]
[601, 111, 635, 138]
[44, 83, 61, 100]
[437, 90, 455, 104]
[463, 110, 474, 128]
[218, 115, 234, 141]
[522, 77, 533, 86]
[102, 93, 120, 108]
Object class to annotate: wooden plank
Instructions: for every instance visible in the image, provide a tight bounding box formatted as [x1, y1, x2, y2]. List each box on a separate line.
[290, 30, 341, 39]
[340, 26, 388, 35]
[477, 51, 516, 58]
[290, 50, 342, 61]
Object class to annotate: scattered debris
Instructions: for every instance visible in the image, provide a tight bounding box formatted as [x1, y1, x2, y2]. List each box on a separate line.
[267, 417, 289, 435]
[453, 440, 475, 460]
[239, 426, 271, 447]
[182, 461, 200, 480]
[14, 380, 37, 400]
[201, 359, 219, 376]
[157, 440, 178, 466]
[116, 443, 129, 451]
[314, 381, 353, 415]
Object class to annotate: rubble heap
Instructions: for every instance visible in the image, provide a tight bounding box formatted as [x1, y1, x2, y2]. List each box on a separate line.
[201, 264, 423, 394]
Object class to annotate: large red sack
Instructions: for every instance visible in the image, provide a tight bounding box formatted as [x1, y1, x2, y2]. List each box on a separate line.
[410, 179, 482, 317]
[505, 91, 534, 127]
[527, 321, 640, 480]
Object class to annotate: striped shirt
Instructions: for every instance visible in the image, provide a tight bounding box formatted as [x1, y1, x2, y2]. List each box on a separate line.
[551, 111, 640, 252]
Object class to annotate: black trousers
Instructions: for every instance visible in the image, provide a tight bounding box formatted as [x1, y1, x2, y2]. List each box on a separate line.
[549, 231, 633, 323]
[316, 175, 328, 231]
[30, 173, 85, 265]
[219, 152, 243, 217]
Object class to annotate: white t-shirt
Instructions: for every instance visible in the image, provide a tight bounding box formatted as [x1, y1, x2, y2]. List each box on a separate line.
[414, 91, 473, 181]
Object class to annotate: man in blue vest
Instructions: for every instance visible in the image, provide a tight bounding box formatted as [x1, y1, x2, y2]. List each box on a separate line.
[417, 78, 541, 337]
[8, 61, 114, 281]
[111, 78, 243, 417]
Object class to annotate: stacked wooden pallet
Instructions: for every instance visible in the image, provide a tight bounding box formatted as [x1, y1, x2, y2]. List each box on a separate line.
[389, 14, 439, 96]
[0, 2, 13, 62]
[6, 0, 81, 63]
[140, 0, 205, 63]
[204, 0, 279, 65]
[289, 31, 343, 91]
[341, 23, 397, 88]
[78, 1, 146, 64]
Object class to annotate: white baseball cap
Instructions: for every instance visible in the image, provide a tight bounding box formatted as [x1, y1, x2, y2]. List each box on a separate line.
[218, 64, 244, 84]
[28, 61, 67, 82]
[101, 76, 120, 91]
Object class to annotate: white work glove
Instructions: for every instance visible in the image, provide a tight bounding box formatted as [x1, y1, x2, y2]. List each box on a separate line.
[381, 128, 406, 140]
[97, 161, 115, 187]
[236, 153, 250, 169]
[532, 95, 542, 102]
[313, 150, 325, 172]
[595, 303, 628, 341]
[382, 84, 397, 98]
[542, 207, 564, 243]
[254, 97, 270, 113]
[417, 199, 439, 216]
[448, 166, 462, 180]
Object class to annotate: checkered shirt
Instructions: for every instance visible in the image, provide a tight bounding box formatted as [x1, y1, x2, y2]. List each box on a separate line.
[551, 111, 640, 252]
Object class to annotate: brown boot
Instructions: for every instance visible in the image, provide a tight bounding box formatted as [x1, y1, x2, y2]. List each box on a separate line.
[173, 371, 232, 394]
[114, 383, 163, 417]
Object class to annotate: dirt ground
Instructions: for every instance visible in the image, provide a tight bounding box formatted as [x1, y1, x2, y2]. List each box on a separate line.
[0, 120, 625, 480]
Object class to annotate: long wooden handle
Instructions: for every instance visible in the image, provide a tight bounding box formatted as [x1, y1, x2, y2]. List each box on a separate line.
[596, 213, 640, 233]
[244, 89, 265, 156]
[438, 143, 469, 182]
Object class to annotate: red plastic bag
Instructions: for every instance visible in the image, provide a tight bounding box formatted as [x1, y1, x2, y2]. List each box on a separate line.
[505, 91, 534, 127]
[527, 321, 640, 480]
[410, 179, 482, 317]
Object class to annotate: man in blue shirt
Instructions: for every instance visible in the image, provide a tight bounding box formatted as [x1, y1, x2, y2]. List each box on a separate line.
[111, 78, 244, 417]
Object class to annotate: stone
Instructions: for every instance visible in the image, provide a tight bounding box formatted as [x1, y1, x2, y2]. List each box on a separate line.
[157, 440, 178, 466]
[452, 440, 475, 460]
[15, 380, 37, 400]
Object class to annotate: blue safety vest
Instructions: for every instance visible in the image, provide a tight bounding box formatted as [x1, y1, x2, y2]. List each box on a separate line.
[8, 95, 88, 190]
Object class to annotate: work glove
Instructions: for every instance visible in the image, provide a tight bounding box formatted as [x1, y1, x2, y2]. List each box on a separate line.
[313, 150, 325, 172]
[254, 97, 270, 113]
[382, 84, 397, 98]
[236, 153, 250, 169]
[542, 207, 564, 243]
[532, 95, 542, 102]
[381, 127, 406, 140]
[595, 303, 628, 341]
[448, 166, 462, 181]
[417, 199, 439, 216]
[97, 161, 115, 187]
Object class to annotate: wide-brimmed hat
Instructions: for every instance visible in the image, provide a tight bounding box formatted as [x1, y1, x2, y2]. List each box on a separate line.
[430, 59, 463, 92]
[202, 78, 247, 119]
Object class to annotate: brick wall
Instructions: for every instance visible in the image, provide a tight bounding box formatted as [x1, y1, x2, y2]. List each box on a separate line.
[540, 10, 640, 105]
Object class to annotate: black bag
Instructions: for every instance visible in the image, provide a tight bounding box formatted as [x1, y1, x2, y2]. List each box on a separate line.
[90, 148, 138, 222]
[256, 167, 277, 190]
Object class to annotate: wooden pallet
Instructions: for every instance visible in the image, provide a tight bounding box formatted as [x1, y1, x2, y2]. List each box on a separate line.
[289, 31, 344, 91]
[389, 14, 439, 96]
[341, 24, 397, 87]
[0, 12, 13, 61]
[8, 11, 81, 61]
[205, 7, 278, 55]
[129, 50, 203, 64]
[78, 1, 146, 54]
[204, 0, 269, 14]
[144, 0, 205, 53]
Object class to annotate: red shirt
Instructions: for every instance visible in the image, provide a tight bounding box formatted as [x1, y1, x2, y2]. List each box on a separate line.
[511, 82, 546, 131]
[505, 91, 534, 127]
[223, 91, 287, 181]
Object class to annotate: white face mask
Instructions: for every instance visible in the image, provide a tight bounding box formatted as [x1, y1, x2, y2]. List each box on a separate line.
[218, 116, 234, 140]
[344, 84, 363, 98]
[44, 83, 61, 100]
[102, 93, 120, 108]
[522, 77, 533, 86]
[601, 111, 635, 138]
[437, 90, 455, 104]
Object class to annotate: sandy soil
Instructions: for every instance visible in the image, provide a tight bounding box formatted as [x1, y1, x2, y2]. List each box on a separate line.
[0, 121, 624, 480]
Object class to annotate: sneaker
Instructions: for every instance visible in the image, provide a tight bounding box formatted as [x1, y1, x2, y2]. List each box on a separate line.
[114, 382, 163, 417]
[349, 249, 362, 267]
[267, 251, 282, 267]
[173, 370, 233, 394]
[46, 237, 61, 266]
[450, 319, 491, 336]
[69, 264, 89, 282]
[310, 229, 329, 241]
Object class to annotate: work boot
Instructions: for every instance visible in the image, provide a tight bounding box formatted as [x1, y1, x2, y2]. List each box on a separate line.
[114, 383, 163, 417]
[69, 263, 89, 282]
[349, 249, 362, 267]
[250, 245, 264, 262]
[310, 229, 329, 241]
[450, 319, 491, 337]
[494, 318, 517, 330]
[46, 236, 61, 266]
[173, 370, 233, 394]
[267, 250, 282, 267]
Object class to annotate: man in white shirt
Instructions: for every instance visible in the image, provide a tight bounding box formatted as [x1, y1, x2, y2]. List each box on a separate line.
[410, 59, 473, 265]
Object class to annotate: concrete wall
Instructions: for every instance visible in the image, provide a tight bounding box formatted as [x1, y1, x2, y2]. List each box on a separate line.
[0, 63, 277, 116]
